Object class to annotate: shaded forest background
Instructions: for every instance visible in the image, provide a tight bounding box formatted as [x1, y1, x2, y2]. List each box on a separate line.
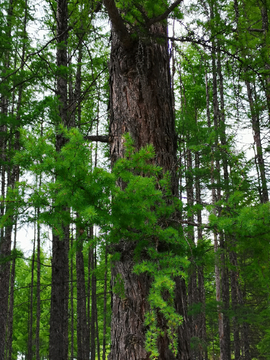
[1, 0, 270, 359]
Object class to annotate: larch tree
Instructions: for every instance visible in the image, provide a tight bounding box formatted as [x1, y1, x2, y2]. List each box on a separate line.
[103, 0, 190, 359]
[48, 0, 69, 358]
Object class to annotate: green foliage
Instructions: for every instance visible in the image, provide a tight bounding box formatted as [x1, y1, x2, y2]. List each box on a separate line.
[13, 128, 190, 357]
[12, 249, 51, 358]
[14, 126, 114, 235]
[115, 0, 182, 33]
[107, 134, 189, 359]
[0, 249, 23, 265]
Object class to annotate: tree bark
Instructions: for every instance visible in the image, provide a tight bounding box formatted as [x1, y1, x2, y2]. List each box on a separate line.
[217, 47, 231, 360]
[195, 150, 207, 360]
[48, 0, 69, 359]
[49, 228, 69, 360]
[36, 206, 41, 360]
[102, 245, 108, 360]
[105, 2, 190, 358]
[245, 81, 268, 203]
[0, 0, 15, 357]
[27, 238, 36, 360]
[76, 233, 88, 360]
[90, 245, 97, 360]
[6, 223, 17, 360]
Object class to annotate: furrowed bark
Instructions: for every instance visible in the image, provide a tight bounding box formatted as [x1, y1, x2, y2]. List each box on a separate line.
[106, 2, 190, 358]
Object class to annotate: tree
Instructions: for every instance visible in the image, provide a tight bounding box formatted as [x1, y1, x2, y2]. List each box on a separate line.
[103, 1, 190, 359]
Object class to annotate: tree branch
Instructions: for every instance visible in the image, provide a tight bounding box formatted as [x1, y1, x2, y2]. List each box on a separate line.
[84, 135, 109, 143]
[249, 28, 264, 33]
[148, 0, 183, 26]
[103, 0, 133, 48]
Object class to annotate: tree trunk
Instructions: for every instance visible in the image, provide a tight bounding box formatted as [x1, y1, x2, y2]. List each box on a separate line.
[186, 147, 197, 360]
[0, 0, 14, 357]
[90, 245, 96, 360]
[70, 233, 74, 360]
[36, 205, 41, 360]
[102, 245, 108, 360]
[76, 233, 88, 360]
[195, 150, 208, 360]
[217, 48, 231, 360]
[106, 3, 190, 358]
[245, 81, 268, 203]
[27, 238, 36, 360]
[229, 249, 240, 359]
[48, 0, 69, 359]
[49, 229, 69, 360]
[6, 223, 17, 360]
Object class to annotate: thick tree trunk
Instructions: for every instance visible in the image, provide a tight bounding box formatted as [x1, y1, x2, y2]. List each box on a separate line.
[107, 16, 190, 360]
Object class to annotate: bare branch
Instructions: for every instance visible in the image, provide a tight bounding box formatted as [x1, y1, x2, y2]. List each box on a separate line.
[84, 135, 109, 143]
[249, 28, 264, 33]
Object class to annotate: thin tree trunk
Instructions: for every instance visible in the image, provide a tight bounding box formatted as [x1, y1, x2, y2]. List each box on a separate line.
[70, 233, 74, 360]
[36, 205, 41, 360]
[217, 47, 231, 360]
[48, 0, 69, 359]
[229, 249, 240, 359]
[186, 147, 197, 360]
[205, 66, 224, 360]
[232, 3, 255, 357]
[102, 245, 108, 360]
[195, 148, 208, 360]
[210, 44, 226, 360]
[95, 253, 101, 360]
[90, 245, 96, 360]
[245, 81, 268, 203]
[87, 227, 93, 359]
[76, 228, 88, 360]
[0, 0, 14, 356]
[27, 237, 36, 360]
[6, 222, 17, 360]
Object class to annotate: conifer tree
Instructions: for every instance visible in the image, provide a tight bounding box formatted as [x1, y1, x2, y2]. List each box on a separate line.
[103, 1, 190, 359]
